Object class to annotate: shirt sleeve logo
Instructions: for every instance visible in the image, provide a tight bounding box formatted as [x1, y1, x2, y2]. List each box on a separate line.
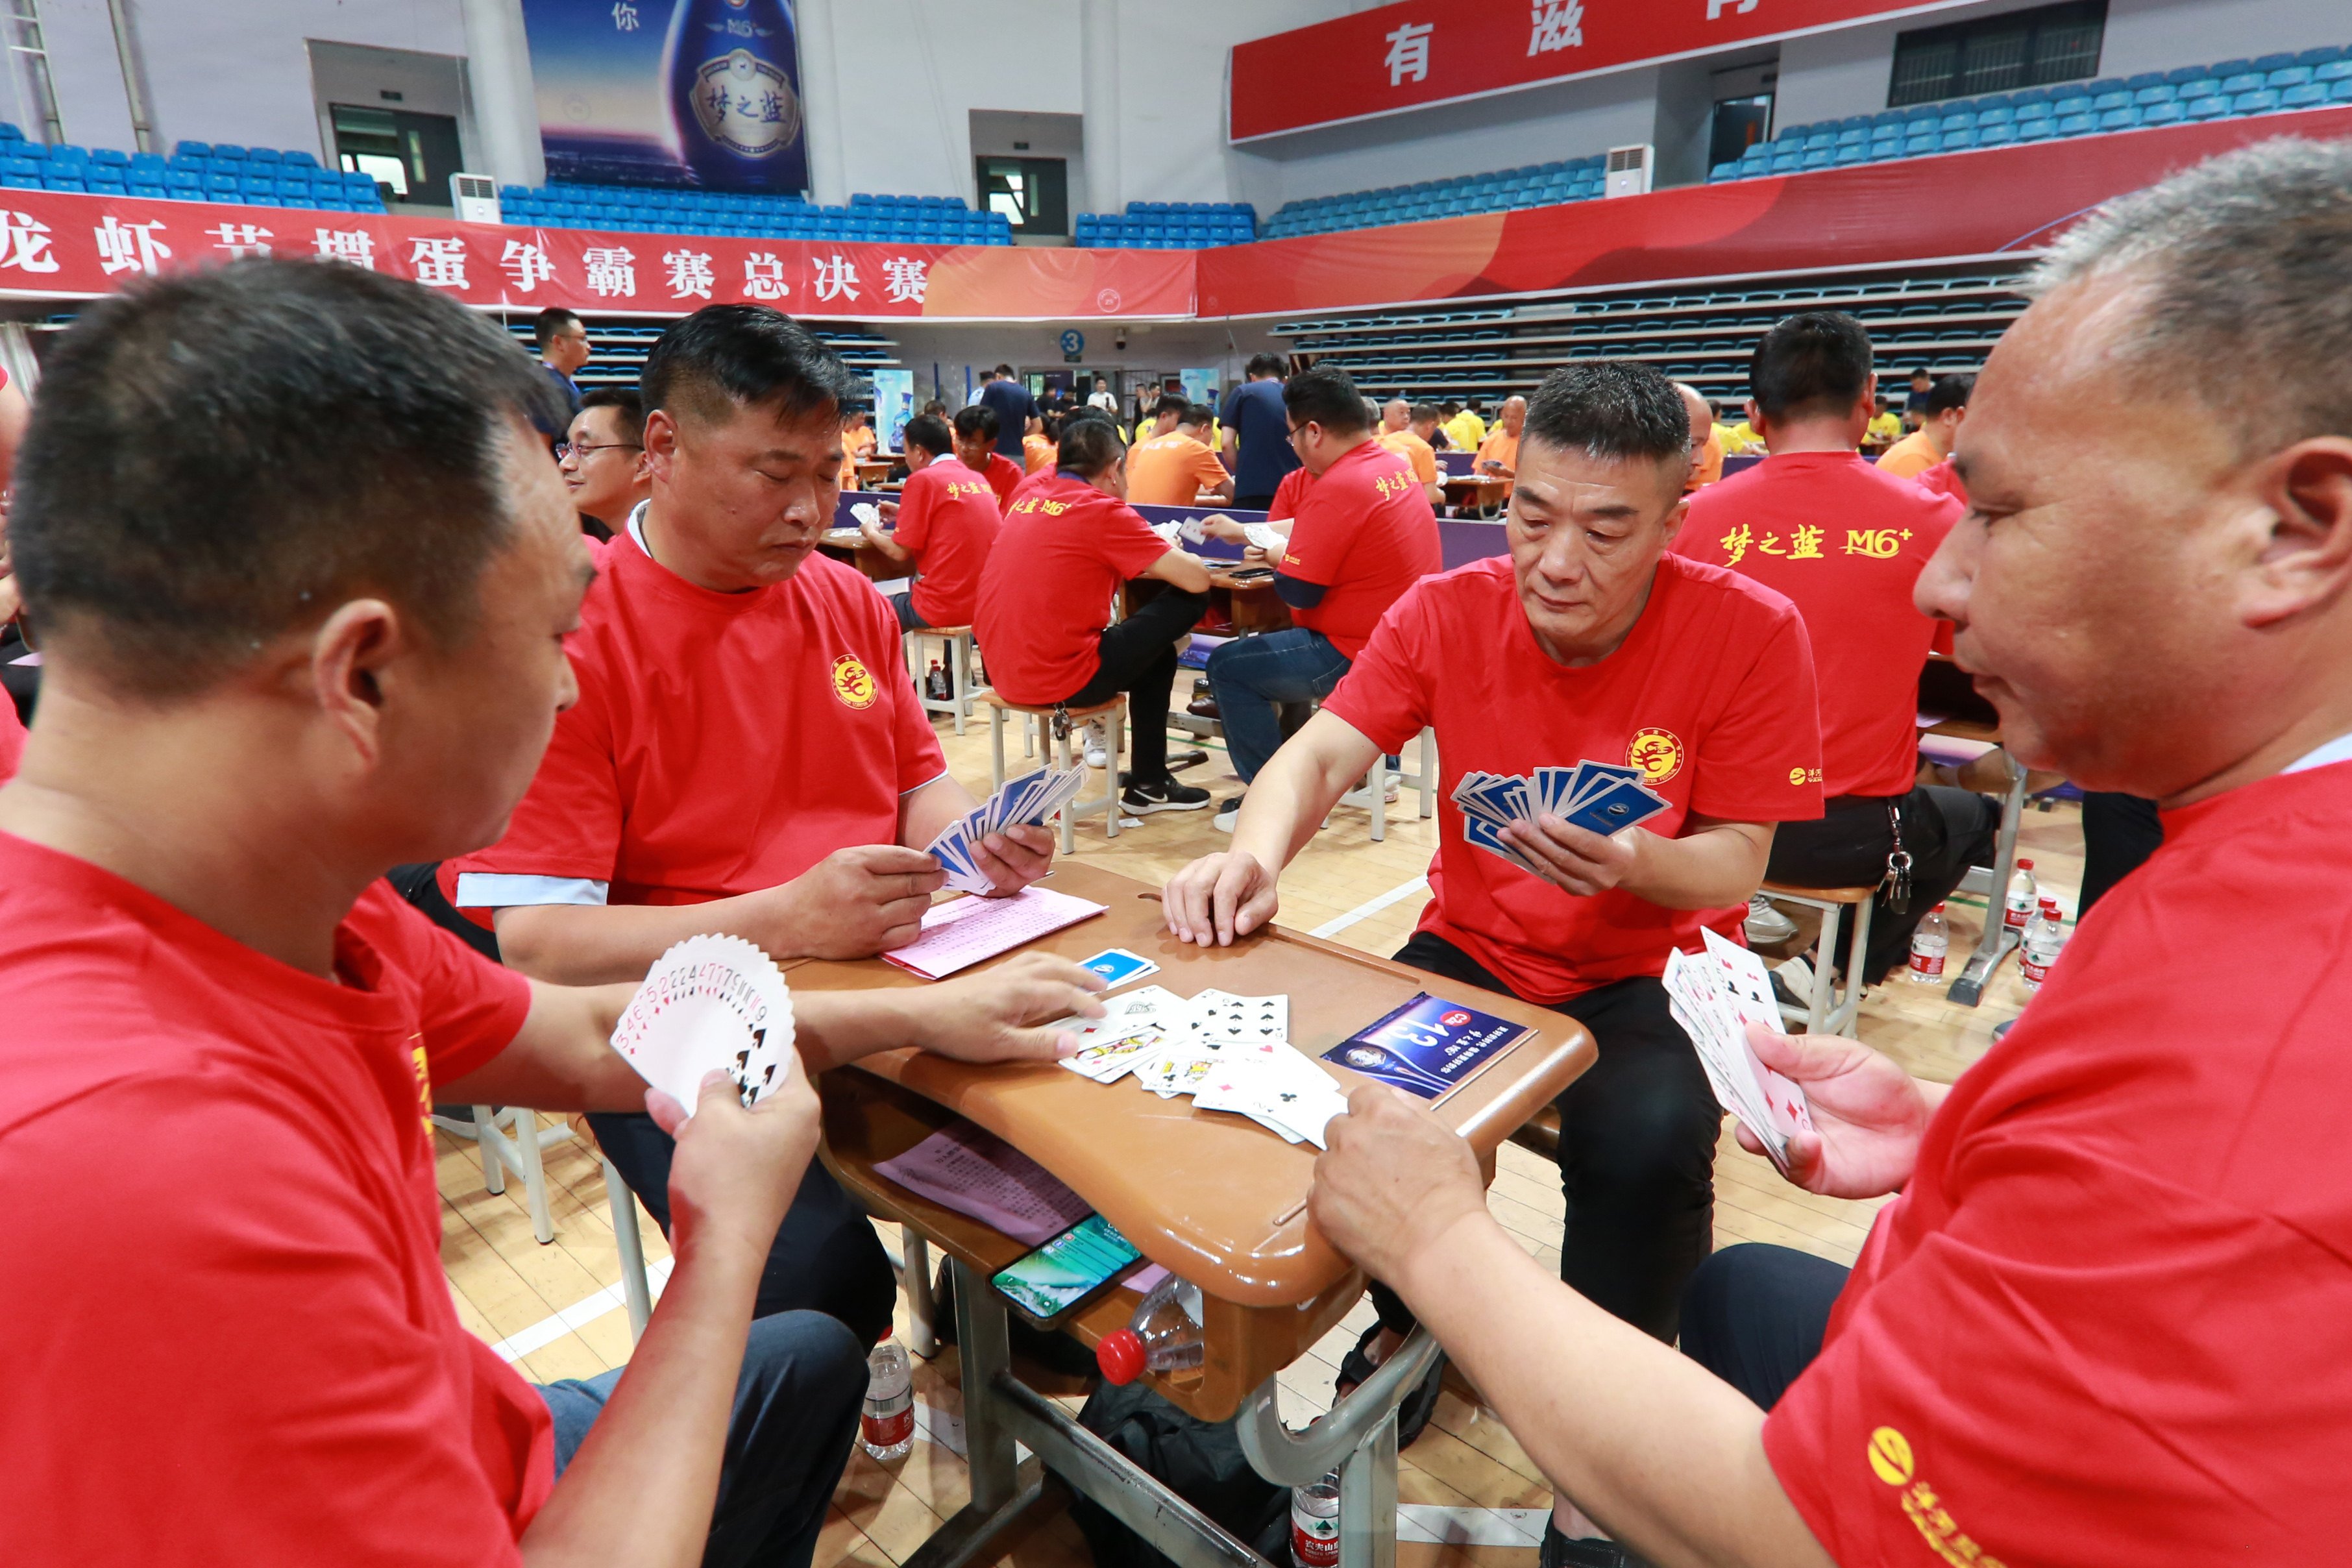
[830, 654, 879, 710]
[1868, 1426, 2011, 1568]
[1628, 726, 1684, 786]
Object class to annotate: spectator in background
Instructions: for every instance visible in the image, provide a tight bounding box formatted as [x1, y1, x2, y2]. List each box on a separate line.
[558, 387, 650, 545]
[975, 364, 1036, 461]
[862, 413, 1000, 634]
[1475, 395, 1527, 498]
[1087, 374, 1118, 413]
[1223, 353, 1301, 509]
[1902, 365, 1935, 426]
[1377, 398, 1445, 508]
[1127, 403, 1234, 506]
[1022, 414, 1058, 475]
[953, 404, 1023, 511]
[920, 398, 949, 419]
[835, 408, 877, 493]
[1134, 393, 1186, 448]
[1442, 398, 1488, 454]
[1879, 374, 1973, 479]
[1867, 395, 1904, 447]
[1677, 384, 1724, 490]
[532, 305, 589, 427]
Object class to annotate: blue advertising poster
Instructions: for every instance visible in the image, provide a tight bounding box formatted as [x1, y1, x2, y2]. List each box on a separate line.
[1322, 992, 1526, 1100]
[870, 369, 914, 453]
[521, 0, 810, 193]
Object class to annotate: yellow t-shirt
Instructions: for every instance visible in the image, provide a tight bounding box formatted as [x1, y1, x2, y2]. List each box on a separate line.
[1443, 411, 1486, 453]
[1721, 421, 1761, 455]
[1868, 412, 1904, 445]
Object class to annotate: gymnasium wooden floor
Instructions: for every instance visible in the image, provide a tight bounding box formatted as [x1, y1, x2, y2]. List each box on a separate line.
[436, 708, 2082, 1568]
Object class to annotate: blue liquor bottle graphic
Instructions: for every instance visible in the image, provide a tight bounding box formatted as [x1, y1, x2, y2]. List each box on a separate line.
[663, 0, 810, 191]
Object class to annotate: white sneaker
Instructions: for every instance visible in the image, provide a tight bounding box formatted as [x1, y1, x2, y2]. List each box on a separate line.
[1212, 796, 1245, 833]
[1744, 893, 1798, 945]
[1081, 718, 1110, 770]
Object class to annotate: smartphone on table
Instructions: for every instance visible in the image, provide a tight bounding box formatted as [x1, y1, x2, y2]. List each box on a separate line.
[990, 1213, 1142, 1329]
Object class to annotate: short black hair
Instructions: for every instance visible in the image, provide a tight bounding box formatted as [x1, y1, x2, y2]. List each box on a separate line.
[1751, 312, 1874, 423]
[1523, 361, 1693, 476]
[1282, 363, 1370, 434]
[920, 398, 948, 417]
[1439, 399, 1461, 415]
[12, 258, 562, 697]
[1153, 393, 1189, 421]
[902, 413, 952, 458]
[580, 386, 644, 445]
[1911, 367, 1934, 382]
[533, 306, 582, 349]
[1245, 352, 1284, 378]
[993, 363, 1016, 378]
[1057, 415, 1125, 478]
[1181, 402, 1216, 429]
[953, 404, 999, 443]
[1410, 402, 1442, 423]
[641, 304, 864, 430]
[1924, 374, 1975, 416]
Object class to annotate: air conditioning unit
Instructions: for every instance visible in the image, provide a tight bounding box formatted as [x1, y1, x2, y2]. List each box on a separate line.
[450, 172, 501, 223]
[1604, 144, 1654, 198]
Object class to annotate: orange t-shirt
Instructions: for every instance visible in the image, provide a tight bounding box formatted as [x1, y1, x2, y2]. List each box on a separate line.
[1876, 430, 1943, 479]
[1125, 434, 1231, 507]
[1022, 434, 1057, 474]
[1377, 428, 1439, 487]
[1475, 428, 1521, 497]
[1686, 429, 1724, 491]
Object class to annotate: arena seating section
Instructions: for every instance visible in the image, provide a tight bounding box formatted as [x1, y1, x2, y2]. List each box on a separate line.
[501, 186, 1013, 244]
[1712, 45, 2352, 182]
[1073, 202, 1256, 249]
[1273, 264, 2026, 406]
[0, 130, 386, 211]
[511, 319, 900, 391]
[1260, 157, 1606, 240]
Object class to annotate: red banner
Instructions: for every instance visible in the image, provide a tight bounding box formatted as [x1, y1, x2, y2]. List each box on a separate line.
[1231, 0, 1977, 141]
[1198, 110, 2352, 316]
[0, 191, 1197, 320]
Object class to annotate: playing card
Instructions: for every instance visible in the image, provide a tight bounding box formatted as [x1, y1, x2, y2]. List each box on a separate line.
[1057, 1025, 1164, 1083]
[1463, 813, 1546, 876]
[850, 502, 881, 528]
[1079, 948, 1160, 989]
[1242, 522, 1284, 552]
[1562, 778, 1672, 837]
[607, 933, 795, 1118]
[1183, 990, 1288, 1046]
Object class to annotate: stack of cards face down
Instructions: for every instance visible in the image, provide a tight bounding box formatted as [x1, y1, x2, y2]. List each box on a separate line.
[1662, 928, 1817, 1175]
[926, 768, 1088, 896]
[1452, 760, 1674, 877]
[1051, 949, 1351, 1149]
[607, 934, 794, 1118]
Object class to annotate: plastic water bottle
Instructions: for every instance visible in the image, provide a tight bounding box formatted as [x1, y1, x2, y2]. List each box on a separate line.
[2019, 897, 2066, 993]
[861, 1336, 914, 1461]
[2003, 858, 2039, 934]
[1292, 1473, 1341, 1568]
[1094, 1276, 1205, 1384]
[1906, 903, 1949, 982]
[925, 659, 948, 701]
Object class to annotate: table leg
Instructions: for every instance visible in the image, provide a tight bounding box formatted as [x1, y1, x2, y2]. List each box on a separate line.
[1339, 1411, 1399, 1568]
[1946, 757, 2028, 1006]
[951, 1258, 1020, 1513]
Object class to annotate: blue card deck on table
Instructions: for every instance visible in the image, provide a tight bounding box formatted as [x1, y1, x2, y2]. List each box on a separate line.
[1322, 992, 1527, 1101]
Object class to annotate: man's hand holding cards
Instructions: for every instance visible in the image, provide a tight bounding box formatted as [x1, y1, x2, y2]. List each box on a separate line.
[609, 933, 797, 1117]
[1661, 929, 1817, 1175]
[1452, 761, 1671, 892]
[925, 768, 1085, 897]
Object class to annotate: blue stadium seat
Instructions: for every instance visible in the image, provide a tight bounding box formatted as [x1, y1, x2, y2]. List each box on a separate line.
[2267, 65, 2314, 88]
[247, 147, 281, 165]
[2251, 52, 2296, 73]
[2055, 113, 2096, 135]
[212, 143, 247, 160]
[165, 169, 200, 192]
[2280, 82, 2329, 108]
[2090, 90, 2132, 111]
[1976, 124, 2017, 147]
[2232, 88, 2282, 114]
[2131, 85, 2177, 106]
[2163, 66, 2208, 84]
[2208, 59, 2255, 80]
[2219, 72, 2265, 94]
[2334, 77, 2352, 103]
[2183, 95, 2232, 119]
[2295, 45, 2344, 66]
[2321, 60, 2352, 84]
[284, 150, 319, 169]
[2123, 72, 2166, 90]
[2140, 101, 2188, 126]
[2013, 117, 2056, 141]
[90, 146, 129, 167]
[1941, 128, 1978, 150]
[2096, 106, 2140, 130]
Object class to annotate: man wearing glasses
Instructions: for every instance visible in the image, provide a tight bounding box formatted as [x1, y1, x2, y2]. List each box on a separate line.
[557, 387, 650, 545]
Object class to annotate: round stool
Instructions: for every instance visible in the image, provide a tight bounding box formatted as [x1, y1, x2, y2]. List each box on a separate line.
[981, 691, 1127, 853]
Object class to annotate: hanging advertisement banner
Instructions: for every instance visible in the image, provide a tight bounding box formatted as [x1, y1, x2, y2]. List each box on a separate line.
[870, 368, 914, 449]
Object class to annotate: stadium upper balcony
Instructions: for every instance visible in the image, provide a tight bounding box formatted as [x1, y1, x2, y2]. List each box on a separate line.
[0, 130, 387, 211]
[1073, 202, 1256, 249]
[1258, 158, 1606, 241]
[1711, 45, 2351, 182]
[500, 185, 1013, 244]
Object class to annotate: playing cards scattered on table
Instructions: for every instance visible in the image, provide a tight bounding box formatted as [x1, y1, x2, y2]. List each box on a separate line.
[608, 933, 795, 1118]
[926, 768, 1088, 894]
[1452, 761, 1673, 877]
[1662, 929, 1815, 1175]
[1052, 984, 1348, 1148]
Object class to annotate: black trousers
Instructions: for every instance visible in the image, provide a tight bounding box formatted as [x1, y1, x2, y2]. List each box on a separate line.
[1371, 932, 1723, 1344]
[1765, 786, 1998, 984]
[1678, 1243, 1850, 1410]
[1064, 587, 1207, 785]
[588, 1110, 899, 1348]
[2079, 792, 2164, 913]
[1233, 491, 1278, 511]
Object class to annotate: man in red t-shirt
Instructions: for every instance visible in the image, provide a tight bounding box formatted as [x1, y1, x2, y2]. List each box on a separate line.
[1295, 143, 2352, 1568]
[1166, 362, 1822, 1509]
[953, 403, 1025, 511]
[858, 411, 999, 631]
[446, 306, 1068, 1341]
[1197, 364, 1441, 827]
[0, 262, 1104, 1567]
[1679, 312, 1996, 982]
[974, 415, 1216, 815]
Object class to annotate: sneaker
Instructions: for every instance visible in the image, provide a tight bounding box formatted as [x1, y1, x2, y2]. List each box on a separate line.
[1745, 893, 1798, 945]
[1212, 796, 1245, 833]
[1081, 717, 1110, 770]
[1121, 777, 1210, 814]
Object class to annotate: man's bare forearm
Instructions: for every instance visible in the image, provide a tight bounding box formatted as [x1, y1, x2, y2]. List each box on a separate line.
[1622, 822, 1773, 911]
[496, 890, 806, 986]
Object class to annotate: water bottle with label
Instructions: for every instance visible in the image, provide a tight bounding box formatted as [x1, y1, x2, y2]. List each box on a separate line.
[1906, 903, 1949, 983]
[861, 1335, 914, 1461]
[2019, 896, 2066, 993]
[2003, 858, 2039, 935]
[664, 0, 811, 191]
[1094, 1275, 1204, 1384]
[1292, 1473, 1340, 1568]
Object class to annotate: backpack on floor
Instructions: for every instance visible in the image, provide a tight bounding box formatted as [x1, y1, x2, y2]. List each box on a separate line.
[1062, 1378, 1293, 1568]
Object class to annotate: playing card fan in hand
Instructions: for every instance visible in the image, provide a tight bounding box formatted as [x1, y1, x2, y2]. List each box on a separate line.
[1452, 759, 1672, 879]
[608, 933, 794, 1118]
[925, 768, 1088, 895]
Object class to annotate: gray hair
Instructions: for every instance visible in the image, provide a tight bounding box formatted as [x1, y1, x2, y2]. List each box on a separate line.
[2029, 137, 2352, 450]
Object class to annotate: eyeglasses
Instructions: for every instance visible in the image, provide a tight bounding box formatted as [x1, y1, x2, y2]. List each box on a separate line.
[556, 441, 643, 460]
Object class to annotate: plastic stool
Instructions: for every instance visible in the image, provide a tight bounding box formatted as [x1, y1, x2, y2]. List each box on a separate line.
[1756, 881, 1876, 1036]
[904, 624, 979, 735]
[983, 692, 1126, 852]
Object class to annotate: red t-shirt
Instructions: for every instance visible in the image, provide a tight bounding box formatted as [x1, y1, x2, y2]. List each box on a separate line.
[0, 833, 546, 1563]
[895, 454, 1001, 629]
[448, 527, 944, 911]
[977, 452, 1023, 513]
[974, 471, 1173, 705]
[1322, 554, 1822, 1001]
[1765, 759, 2352, 1566]
[0, 694, 25, 783]
[1677, 453, 1961, 798]
[1279, 439, 1443, 660]
[1267, 466, 1314, 521]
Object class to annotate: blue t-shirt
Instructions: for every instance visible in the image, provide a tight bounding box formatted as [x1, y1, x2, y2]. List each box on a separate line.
[977, 379, 1038, 458]
[1226, 379, 1301, 498]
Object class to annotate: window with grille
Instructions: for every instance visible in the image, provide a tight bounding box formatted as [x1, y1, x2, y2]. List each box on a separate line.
[1887, 0, 2105, 107]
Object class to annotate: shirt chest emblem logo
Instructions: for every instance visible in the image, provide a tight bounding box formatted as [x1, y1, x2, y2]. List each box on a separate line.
[1628, 726, 1684, 786]
[831, 654, 879, 710]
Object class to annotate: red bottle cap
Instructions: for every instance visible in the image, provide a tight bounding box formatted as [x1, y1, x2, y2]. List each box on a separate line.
[1097, 1329, 1145, 1384]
